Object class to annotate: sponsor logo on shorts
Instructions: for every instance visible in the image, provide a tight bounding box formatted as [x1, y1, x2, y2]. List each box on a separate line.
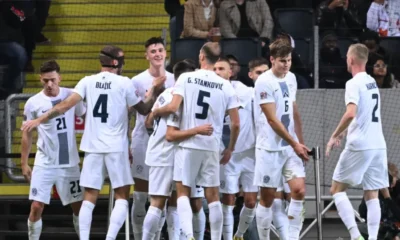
[136, 165, 143, 174]
[263, 175, 270, 184]
[220, 180, 225, 189]
[32, 188, 38, 196]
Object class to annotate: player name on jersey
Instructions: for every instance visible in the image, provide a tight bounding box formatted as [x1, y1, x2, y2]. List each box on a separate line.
[188, 77, 223, 90]
[366, 82, 377, 90]
[95, 81, 112, 90]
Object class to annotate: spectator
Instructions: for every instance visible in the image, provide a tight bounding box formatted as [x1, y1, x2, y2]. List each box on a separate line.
[317, 0, 365, 37]
[34, 0, 52, 44]
[248, 57, 269, 82]
[226, 54, 253, 86]
[182, 0, 217, 39]
[0, 0, 32, 99]
[366, 52, 400, 88]
[165, 0, 186, 59]
[359, 30, 388, 59]
[319, 31, 352, 88]
[367, 0, 400, 37]
[219, 0, 274, 46]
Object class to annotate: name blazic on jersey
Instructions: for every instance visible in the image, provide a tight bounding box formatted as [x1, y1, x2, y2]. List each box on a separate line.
[96, 81, 112, 90]
[188, 77, 223, 90]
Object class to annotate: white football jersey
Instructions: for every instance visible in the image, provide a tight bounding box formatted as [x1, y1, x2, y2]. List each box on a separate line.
[344, 72, 386, 150]
[74, 71, 141, 153]
[131, 70, 175, 143]
[145, 88, 179, 167]
[222, 81, 255, 153]
[254, 70, 298, 151]
[23, 88, 86, 168]
[174, 69, 240, 152]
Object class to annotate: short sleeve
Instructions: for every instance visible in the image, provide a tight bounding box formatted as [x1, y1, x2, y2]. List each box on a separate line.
[74, 100, 87, 117]
[166, 107, 181, 128]
[345, 80, 360, 106]
[225, 83, 241, 110]
[126, 80, 142, 107]
[255, 78, 275, 105]
[23, 99, 35, 123]
[173, 73, 186, 98]
[73, 77, 87, 99]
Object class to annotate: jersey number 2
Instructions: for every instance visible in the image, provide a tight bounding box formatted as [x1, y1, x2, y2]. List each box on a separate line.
[372, 93, 379, 123]
[196, 90, 210, 120]
[56, 118, 66, 130]
[93, 94, 109, 123]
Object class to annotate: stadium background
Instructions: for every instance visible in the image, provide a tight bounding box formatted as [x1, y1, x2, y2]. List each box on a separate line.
[0, 0, 399, 239]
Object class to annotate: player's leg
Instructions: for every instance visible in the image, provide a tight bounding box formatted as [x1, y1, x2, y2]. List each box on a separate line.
[55, 166, 84, 237]
[167, 191, 180, 240]
[27, 166, 54, 240]
[143, 166, 174, 240]
[190, 189, 206, 240]
[105, 151, 135, 240]
[254, 149, 283, 239]
[234, 149, 258, 240]
[174, 147, 201, 240]
[220, 156, 241, 240]
[284, 149, 306, 240]
[79, 153, 107, 240]
[272, 190, 289, 240]
[199, 150, 224, 240]
[131, 142, 150, 240]
[362, 150, 389, 240]
[331, 150, 368, 240]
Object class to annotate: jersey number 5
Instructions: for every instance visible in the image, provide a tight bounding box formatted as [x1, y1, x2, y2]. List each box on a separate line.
[93, 94, 109, 123]
[372, 93, 379, 123]
[196, 90, 210, 120]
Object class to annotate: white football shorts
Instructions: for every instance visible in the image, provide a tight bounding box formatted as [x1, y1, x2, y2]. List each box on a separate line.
[254, 147, 305, 188]
[333, 149, 388, 190]
[131, 140, 150, 181]
[29, 165, 83, 206]
[80, 151, 134, 190]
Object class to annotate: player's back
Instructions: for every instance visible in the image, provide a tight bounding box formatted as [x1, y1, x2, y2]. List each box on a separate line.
[176, 69, 237, 152]
[75, 71, 139, 153]
[345, 72, 386, 150]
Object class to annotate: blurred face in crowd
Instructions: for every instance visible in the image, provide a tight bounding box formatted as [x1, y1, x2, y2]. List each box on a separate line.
[363, 39, 378, 53]
[214, 61, 232, 80]
[40, 71, 61, 97]
[373, 59, 387, 77]
[228, 58, 240, 79]
[271, 54, 292, 76]
[146, 43, 166, 68]
[249, 64, 269, 82]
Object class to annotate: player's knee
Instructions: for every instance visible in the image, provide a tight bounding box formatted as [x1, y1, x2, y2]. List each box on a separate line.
[221, 194, 235, 205]
[291, 186, 306, 199]
[244, 198, 256, 209]
[190, 198, 203, 212]
[30, 201, 44, 216]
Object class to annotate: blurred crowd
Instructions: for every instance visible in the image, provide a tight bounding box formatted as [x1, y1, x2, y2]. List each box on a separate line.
[0, 0, 51, 99]
[165, 0, 400, 89]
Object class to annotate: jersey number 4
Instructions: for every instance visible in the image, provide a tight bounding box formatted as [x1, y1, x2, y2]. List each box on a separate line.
[196, 90, 210, 120]
[93, 94, 109, 123]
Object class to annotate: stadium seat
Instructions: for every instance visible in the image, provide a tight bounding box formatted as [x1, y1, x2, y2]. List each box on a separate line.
[274, 8, 315, 38]
[294, 38, 313, 67]
[336, 37, 358, 58]
[220, 38, 262, 66]
[173, 38, 207, 65]
[380, 37, 400, 56]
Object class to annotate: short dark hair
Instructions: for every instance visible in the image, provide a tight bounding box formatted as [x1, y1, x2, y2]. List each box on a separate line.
[40, 60, 60, 74]
[225, 54, 239, 63]
[173, 60, 196, 80]
[217, 56, 232, 68]
[248, 57, 269, 70]
[100, 45, 123, 66]
[269, 39, 293, 58]
[145, 37, 165, 49]
[201, 42, 221, 64]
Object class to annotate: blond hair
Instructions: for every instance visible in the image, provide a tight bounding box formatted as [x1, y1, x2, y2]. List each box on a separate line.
[348, 43, 369, 63]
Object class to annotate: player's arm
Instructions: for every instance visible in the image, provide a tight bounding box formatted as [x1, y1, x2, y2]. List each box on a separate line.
[330, 103, 357, 138]
[20, 103, 34, 182]
[226, 108, 240, 151]
[152, 95, 183, 117]
[293, 102, 305, 144]
[261, 103, 297, 147]
[145, 112, 155, 129]
[131, 76, 167, 115]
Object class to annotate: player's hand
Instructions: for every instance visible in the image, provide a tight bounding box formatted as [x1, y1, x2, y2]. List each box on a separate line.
[21, 164, 32, 182]
[325, 136, 341, 157]
[152, 76, 166, 89]
[21, 119, 40, 132]
[220, 149, 232, 165]
[293, 143, 310, 161]
[196, 124, 213, 136]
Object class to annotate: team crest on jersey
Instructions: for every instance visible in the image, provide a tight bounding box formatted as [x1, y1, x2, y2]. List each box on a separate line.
[260, 92, 268, 99]
[220, 180, 225, 189]
[172, 114, 179, 122]
[136, 165, 143, 174]
[32, 188, 38, 196]
[263, 175, 270, 184]
[159, 96, 165, 105]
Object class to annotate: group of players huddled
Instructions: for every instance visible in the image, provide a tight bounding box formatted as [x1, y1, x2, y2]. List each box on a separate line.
[20, 36, 388, 240]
